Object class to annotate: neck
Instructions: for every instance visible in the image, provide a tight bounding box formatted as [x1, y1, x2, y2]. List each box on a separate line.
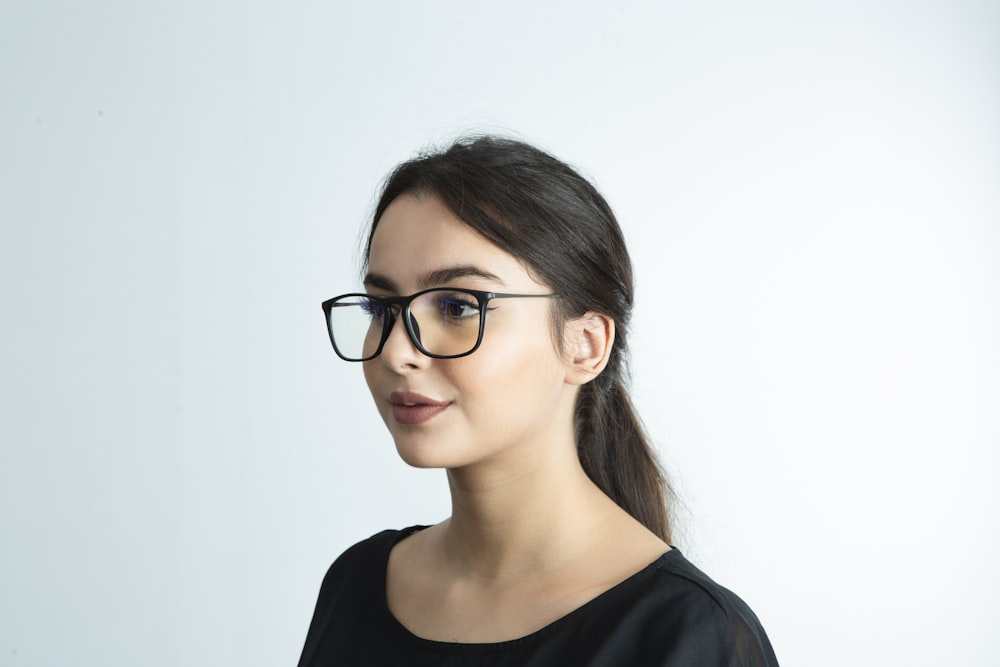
[439, 441, 621, 582]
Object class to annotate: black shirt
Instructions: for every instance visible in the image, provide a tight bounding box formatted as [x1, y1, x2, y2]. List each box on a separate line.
[299, 527, 778, 666]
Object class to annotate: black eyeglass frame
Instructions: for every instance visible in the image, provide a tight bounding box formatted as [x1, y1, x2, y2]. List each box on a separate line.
[321, 288, 559, 362]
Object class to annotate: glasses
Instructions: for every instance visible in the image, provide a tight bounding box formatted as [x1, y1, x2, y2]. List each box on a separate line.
[321, 288, 559, 361]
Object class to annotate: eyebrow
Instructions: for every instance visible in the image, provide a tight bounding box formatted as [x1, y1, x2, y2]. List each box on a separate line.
[364, 265, 506, 292]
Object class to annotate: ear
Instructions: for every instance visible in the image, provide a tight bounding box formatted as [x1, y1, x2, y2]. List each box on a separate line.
[563, 312, 615, 386]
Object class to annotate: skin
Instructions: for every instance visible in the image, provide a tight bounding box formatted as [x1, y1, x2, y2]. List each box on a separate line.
[363, 193, 669, 643]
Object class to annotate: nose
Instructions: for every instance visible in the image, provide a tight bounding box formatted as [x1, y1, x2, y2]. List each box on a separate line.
[377, 310, 427, 371]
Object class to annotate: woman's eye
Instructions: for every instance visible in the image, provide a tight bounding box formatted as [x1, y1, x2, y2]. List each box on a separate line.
[437, 296, 479, 319]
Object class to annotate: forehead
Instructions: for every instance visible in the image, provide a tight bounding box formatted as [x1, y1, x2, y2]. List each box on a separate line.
[367, 194, 537, 289]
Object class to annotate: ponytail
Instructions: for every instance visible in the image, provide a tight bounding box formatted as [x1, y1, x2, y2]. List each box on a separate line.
[575, 359, 673, 543]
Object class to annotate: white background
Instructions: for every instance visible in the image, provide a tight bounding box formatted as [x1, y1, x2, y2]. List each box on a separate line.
[2, 1, 998, 665]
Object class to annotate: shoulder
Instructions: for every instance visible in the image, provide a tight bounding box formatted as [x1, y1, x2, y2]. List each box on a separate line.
[317, 526, 423, 587]
[298, 527, 426, 666]
[638, 549, 778, 666]
[329, 528, 405, 566]
[306, 526, 423, 612]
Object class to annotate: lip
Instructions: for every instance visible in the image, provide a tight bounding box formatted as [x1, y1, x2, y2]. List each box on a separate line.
[388, 391, 451, 425]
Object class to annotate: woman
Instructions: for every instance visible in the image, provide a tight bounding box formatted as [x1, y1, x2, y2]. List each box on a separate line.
[300, 136, 778, 665]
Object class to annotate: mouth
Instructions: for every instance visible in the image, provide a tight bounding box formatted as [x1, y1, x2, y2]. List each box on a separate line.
[388, 391, 451, 425]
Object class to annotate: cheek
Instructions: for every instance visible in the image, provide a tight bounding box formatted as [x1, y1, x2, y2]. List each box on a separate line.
[457, 328, 567, 405]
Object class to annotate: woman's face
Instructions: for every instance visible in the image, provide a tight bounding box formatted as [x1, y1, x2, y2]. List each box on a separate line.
[362, 193, 581, 471]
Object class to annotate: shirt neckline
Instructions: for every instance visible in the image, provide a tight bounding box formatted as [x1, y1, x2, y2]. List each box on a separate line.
[377, 525, 678, 651]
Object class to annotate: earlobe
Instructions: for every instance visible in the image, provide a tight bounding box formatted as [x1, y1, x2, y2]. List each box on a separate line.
[566, 313, 615, 386]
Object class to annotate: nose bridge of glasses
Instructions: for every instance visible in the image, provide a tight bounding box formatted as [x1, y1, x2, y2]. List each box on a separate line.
[384, 299, 420, 338]
[378, 297, 424, 352]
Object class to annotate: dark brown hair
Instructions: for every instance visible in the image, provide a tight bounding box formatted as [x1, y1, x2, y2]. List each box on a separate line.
[365, 135, 674, 542]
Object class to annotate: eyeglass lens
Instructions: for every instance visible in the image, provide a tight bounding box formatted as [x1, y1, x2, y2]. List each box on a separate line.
[328, 289, 483, 360]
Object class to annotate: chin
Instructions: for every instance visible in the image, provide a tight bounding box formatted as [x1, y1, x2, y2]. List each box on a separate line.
[392, 438, 453, 470]
[391, 434, 479, 470]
